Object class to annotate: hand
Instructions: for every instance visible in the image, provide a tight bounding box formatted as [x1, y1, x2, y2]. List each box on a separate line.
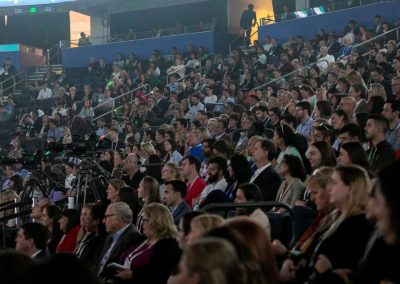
[314, 255, 332, 274]
[115, 268, 133, 280]
[280, 259, 296, 283]
[271, 239, 288, 257]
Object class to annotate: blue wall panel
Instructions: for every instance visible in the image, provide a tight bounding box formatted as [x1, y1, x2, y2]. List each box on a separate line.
[61, 32, 217, 68]
[259, 1, 400, 43]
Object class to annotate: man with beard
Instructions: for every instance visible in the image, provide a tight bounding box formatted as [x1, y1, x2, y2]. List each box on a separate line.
[200, 138, 216, 180]
[193, 156, 228, 210]
[365, 115, 395, 174]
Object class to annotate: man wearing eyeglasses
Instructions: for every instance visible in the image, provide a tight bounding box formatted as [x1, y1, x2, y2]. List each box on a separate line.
[295, 101, 313, 140]
[97, 202, 142, 282]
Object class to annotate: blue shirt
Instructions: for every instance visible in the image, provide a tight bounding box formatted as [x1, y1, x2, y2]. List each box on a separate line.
[296, 117, 313, 139]
[188, 144, 205, 163]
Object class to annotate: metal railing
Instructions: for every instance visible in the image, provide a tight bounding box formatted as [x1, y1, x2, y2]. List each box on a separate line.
[92, 84, 151, 121]
[251, 24, 400, 92]
[46, 43, 61, 66]
[269, 0, 388, 25]
[0, 70, 28, 96]
[201, 201, 300, 248]
[229, 24, 260, 54]
[68, 23, 214, 47]
[352, 25, 400, 50]
[166, 59, 202, 84]
[251, 59, 329, 92]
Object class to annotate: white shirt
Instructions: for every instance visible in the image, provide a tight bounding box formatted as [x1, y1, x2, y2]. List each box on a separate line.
[200, 178, 228, 199]
[52, 107, 67, 116]
[250, 163, 271, 183]
[204, 95, 218, 104]
[65, 174, 75, 190]
[31, 250, 42, 259]
[37, 88, 53, 99]
[317, 54, 335, 71]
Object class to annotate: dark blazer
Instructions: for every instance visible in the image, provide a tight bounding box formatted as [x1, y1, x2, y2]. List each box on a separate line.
[315, 214, 373, 271]
[354, 99, 368, 114]
[252, 166, 282, 201]
[154, 97, 170, 118]
[33, 249, 51, 261]
[77, 233, 106, 268]
[98, 224, 143, 280]
[172, 201, 192, 226]
[215, 133, 232, 143]
[102, 138, 125, 151]
[367, 140, 396, 174]
[132, 237, 182, 284]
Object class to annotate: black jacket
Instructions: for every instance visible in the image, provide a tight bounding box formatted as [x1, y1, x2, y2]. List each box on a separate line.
[252, 165, 281, 201]
[98, 224, 143, 281]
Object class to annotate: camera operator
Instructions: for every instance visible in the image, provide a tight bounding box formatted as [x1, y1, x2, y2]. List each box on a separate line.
[64, 162, 76, 196]
[102, 128, 125, 151]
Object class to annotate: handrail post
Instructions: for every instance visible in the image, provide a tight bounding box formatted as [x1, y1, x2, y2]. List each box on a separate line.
[47, 48, 50, 65]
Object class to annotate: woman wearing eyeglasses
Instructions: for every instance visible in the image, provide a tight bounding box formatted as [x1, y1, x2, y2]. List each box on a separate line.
[115, 203, 181, 283]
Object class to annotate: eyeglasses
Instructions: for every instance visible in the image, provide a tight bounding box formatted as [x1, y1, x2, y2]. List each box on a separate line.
[103, 214, 117, 220]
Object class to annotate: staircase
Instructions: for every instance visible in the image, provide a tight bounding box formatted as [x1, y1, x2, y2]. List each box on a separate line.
[26, 64, 63, 85]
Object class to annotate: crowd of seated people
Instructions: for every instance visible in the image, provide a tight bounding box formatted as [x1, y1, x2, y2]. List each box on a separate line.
[0, 13, 400, 284]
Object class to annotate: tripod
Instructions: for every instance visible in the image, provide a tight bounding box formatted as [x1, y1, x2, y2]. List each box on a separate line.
[68, 159, 106, 208]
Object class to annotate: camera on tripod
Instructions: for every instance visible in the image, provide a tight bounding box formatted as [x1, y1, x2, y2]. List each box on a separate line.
[46, 134, 97, 156]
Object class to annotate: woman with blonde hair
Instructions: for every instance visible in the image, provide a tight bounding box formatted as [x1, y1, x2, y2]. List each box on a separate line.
[274, 167, 335, 266]
[137, 176, 161, 232]
[196, 126, 210, 142]
[368, 83, 387, 101]
[117, 203, 181, 283]
[186, 214, 224, 244]
[140, 142, 156, 164]
[299, 165, 372, 281]
[168, 237, 247, 284]
[62, 126, 72, 144]
[161, 162, 182, 182]
[346, 70, 365, 85]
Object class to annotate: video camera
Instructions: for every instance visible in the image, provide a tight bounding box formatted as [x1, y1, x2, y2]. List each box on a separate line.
[46, 133, 98, 157]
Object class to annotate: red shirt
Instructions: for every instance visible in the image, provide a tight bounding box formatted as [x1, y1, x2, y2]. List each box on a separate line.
[57, 225, 81, 253]
[185, 177, 206, 208]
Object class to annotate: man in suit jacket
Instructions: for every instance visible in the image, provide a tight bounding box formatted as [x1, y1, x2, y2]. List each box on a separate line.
[163, 180, 192, 226]
[153, 87, 170, 118]
[213, 119, 232, 143]
[249, 138, 281, 201]
[98, 202, 143, 282]
[96, 58, 111, 82]
[15, 222, 50, 261]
